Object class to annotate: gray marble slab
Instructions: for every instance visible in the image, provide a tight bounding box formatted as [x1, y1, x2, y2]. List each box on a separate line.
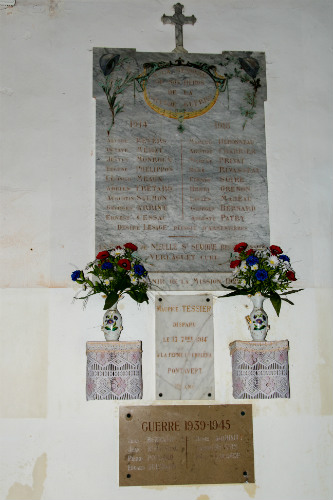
[93, 49, 269, 290]
[155, 294, 214, 400]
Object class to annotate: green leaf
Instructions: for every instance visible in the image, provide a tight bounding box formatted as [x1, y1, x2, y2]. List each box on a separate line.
[219, 289, 251, 298]
[221, 284, 239, 291]
[77, 291, 97, 300]
[280, 289, 303, 296]
[104, 292, 119, 310]
[281, 297, 294, 305]
[270, 293, 282, 316]
[127, 289, 149, 304]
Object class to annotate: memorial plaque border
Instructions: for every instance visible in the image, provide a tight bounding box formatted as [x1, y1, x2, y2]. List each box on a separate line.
[119, 404, 255, 486]
[94, 48, 269, 291]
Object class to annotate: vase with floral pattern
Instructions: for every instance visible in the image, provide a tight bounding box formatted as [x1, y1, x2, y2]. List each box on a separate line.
[246, 293, 270, 341]
[102, 301, 123, 341]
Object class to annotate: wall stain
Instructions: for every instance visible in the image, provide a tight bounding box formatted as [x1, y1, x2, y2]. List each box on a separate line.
[244, 482, 258, 498]
[49, 0, 64, 17]
[49, 0, 58, 16]
[6, 453, 47, 500]
[197, 495, 210, 500]
[0, 88, 14, 96]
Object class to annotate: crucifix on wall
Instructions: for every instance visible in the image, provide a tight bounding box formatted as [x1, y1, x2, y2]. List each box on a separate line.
[161, 3, 197, 53]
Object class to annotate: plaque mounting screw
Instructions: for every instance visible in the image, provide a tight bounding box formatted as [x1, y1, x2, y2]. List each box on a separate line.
[126, 413, 132, 420]
[158, 297, 163, 302]
[241, 410, 246, 416]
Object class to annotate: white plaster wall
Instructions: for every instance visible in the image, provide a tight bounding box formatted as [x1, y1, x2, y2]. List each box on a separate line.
[0, 0, 332, 499]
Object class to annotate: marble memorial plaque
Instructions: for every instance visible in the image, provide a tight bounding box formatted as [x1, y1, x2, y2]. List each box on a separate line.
[119, 404, 254, 486]
[155, 294, 214, 400]
[93, 49, 269, 290]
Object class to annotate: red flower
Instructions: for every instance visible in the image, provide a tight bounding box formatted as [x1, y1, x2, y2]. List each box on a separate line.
[286, 271, 296, 281]
[96, 251, 110, 260]
[234, 242, 248, 253]
[124, 242, 138, 252]
[270, 245, 283, 255]
[230, 259, 241, 268]
[245, 249, 255, 256]
[118, 259, 131, 270]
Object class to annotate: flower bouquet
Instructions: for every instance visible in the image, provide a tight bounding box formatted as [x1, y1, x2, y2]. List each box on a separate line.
[71, 243, 150, 340]
[221, 242, 303, 341]
[71, 242, 150, 310]
[222, 242, 302, 316]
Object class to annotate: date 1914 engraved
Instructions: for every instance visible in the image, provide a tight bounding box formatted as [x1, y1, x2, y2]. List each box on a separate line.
[94, 49, 269, 290]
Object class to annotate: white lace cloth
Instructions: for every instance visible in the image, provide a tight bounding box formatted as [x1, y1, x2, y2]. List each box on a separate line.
[86, 341, 142, 400]
[229, 340, 290, 399]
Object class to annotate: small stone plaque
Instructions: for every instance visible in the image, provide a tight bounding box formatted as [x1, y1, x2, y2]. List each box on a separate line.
[155, 294, 214, 400]
[119, 405, 254, 486]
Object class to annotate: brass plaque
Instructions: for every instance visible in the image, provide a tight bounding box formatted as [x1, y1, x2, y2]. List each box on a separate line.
[119, 405, 254, 486]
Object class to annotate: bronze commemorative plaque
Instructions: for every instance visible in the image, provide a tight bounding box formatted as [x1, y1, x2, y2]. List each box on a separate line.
[119, 404, 254, 486]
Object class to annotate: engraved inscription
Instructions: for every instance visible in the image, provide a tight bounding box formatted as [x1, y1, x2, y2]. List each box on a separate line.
[119, 405, 255, 486]
[155, 295, 214, 400]
[94, 50, 269, 290]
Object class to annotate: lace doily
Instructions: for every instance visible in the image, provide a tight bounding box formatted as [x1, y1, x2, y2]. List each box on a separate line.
[86, 341, 143, 400]
[229, 340, 290, 399]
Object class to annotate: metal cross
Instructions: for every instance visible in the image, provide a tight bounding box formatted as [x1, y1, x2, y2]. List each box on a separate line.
[161, 3, 196, 53]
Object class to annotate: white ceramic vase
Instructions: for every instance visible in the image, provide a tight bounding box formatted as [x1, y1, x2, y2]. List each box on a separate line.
[101, 301, 123, 341]
[246, 293, 270, 341]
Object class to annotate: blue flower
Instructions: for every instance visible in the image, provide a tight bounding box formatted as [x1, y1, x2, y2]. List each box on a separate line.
[278, 254, 290, 262]
[134, 264, 146, 276]
[246, 255, 259, 267]
[255, 269, 268, 281]
[101, 261, 113, 270]
[71, 270, 81, 281]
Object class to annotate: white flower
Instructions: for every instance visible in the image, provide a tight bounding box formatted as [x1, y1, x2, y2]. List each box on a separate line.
[272, 274, 280, 283]
[256, 248, 270, 258]
[268, 255, 279, 267]
[129, 272, 138, 285]
[251, 264, 258, 271]
[240, 260, 248, 270]
[282, 261, 292, 270]
[240, 279, 247, 287]
[104, 279, 111, 286]
[111, 247, 125, 257]
[232, 267, 240, 276]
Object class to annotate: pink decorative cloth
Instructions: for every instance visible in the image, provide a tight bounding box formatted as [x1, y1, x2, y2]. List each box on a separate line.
[229, 340, 290, 399]
[86, 341, 142, 400]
